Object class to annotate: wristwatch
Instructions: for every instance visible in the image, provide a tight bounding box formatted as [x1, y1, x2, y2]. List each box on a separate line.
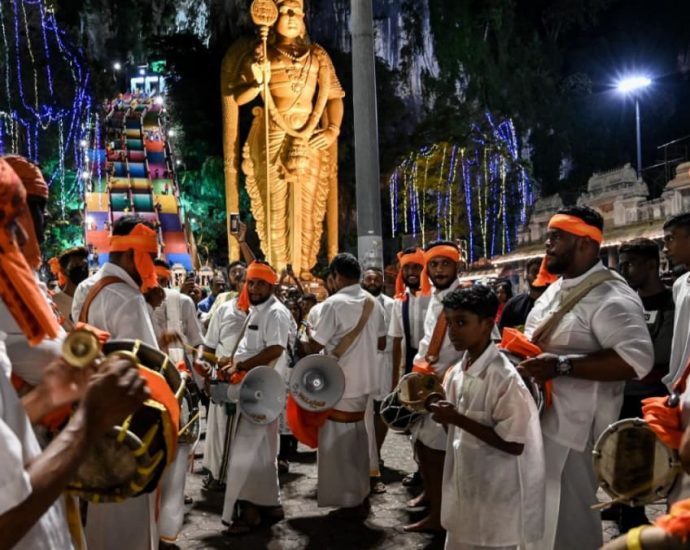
[556, 356, 573, 376]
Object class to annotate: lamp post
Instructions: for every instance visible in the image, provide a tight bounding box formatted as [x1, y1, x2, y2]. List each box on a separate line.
[616, 76, 651, 180]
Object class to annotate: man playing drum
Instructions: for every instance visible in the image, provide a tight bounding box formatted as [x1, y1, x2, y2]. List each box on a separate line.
[519, 206, 653, 549]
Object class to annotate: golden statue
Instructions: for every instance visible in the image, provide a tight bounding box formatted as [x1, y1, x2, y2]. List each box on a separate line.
[221, 0, 344, 279]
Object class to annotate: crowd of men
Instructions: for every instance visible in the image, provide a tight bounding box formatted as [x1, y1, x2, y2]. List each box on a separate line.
[3, 153, 690, 550]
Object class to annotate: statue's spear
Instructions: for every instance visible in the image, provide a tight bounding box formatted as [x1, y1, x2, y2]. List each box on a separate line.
[250, 0, 279, 266]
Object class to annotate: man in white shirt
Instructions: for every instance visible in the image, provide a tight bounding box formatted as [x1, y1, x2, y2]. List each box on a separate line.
[520, 206, 653, 550]
[388, 248, 430, 487]
[217, 261, 292, 534]
[361, 267, 394, 485]
[406, 241, 463, 533]
[150, 259, 204, 546]
[51, 246, 90, 332]
[72, 215, 162, 550]
[306, 253, 387, 519]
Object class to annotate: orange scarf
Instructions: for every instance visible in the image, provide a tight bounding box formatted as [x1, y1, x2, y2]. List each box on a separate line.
[532, 256, 558, 287]
[395, 248, 425, 300]
[547, 213, 604, 244]
[654, 498, 690, 539]
[237, 261, 278, 312]
[0, 159, 60, 345]
[109, 224, 159, 292]
[420, 245, 460, 296]
[49, 257, 67, 288]
[3, 155, 49, 270]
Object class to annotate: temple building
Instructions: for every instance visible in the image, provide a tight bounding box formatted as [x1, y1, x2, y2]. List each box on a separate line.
[482, 161, 690, 288]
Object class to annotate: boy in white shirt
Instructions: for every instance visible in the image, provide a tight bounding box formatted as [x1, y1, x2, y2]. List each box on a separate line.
[429, 286, 545, 550]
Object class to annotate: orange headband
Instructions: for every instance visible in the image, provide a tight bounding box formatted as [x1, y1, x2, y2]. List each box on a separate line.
[48, 257, 67, 288]
[110, 224, 159, 292]
[237, 261, 278, 311]
[420, 245, 461, 295]
[395, 248, 425, 299]
[155, 266, 172, 280]
[548, 214, 603, 244]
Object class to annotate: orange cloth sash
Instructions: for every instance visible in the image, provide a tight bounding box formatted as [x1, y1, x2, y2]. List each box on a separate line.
[286, 394, 330, 449]
[138, 366, 180, 460]
[654, 498, 690, 539]
[0, 159, 60, 345]
[395, 248, 425, 299]
[237, 261, 278, 312]
[420, 245, 460, 295]
[49, 257, 67, 288]
[532, 256, 558, 287]
[109, 224, 159, 292]
[547, 213, 603, 244]
[499, 327, 553, 409]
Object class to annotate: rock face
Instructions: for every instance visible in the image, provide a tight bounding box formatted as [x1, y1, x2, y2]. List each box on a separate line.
[74, 0, 439, 114]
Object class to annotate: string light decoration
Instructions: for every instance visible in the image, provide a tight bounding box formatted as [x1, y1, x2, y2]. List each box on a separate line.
[388, 113, 535, 261]
[0, 0, 92, 218]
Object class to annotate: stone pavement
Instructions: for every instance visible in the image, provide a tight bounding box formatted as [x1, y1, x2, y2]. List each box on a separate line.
[174, 427, 665, 549]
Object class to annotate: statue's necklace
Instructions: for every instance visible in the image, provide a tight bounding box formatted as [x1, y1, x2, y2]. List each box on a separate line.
[276, 47, 311, 94]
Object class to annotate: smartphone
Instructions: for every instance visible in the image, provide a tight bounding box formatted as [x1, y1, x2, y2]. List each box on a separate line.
[230, 212, 240, 234]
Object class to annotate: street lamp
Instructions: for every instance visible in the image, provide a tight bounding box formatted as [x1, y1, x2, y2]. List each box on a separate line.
[113, 62, 121, 71]
[616, 75, 652, 179]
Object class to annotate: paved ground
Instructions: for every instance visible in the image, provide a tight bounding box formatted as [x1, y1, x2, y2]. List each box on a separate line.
[173, 425, 665, 549]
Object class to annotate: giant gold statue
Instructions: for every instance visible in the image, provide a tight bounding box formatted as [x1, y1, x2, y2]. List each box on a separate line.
[221, 0, 344, 279]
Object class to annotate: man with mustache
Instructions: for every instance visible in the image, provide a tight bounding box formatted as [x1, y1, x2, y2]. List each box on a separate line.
[519, 206, 653, 549]
[51, 247, 90, 331]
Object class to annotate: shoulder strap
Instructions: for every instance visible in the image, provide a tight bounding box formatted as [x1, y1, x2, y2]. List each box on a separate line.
[78, 276, 127, 324]
[401, 297, 412, 346]
[332, 295, 375, 359]
[426, 311, 448, 363]
[531, 269, 618, 345]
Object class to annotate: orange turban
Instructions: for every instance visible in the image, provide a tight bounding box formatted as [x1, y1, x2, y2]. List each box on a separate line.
[0, 158, 60, 345]
[532, 256, 558, 287]
[109, 224, 159, 292]
[237, 261, 278, 312]
[547, 213, 604, 244]
[155, 265, 172, 282]
[395, 248, 425, 300]
[48, 257, 67, 288]
[420, 244, 460, 296]
[3, 155, 48, 269]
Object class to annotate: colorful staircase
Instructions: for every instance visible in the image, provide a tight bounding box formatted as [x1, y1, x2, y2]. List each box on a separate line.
[83, 93, 193, 270]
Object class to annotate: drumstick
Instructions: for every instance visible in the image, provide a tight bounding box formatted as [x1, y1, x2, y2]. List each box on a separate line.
[178, 411, 202, 438]
[184, 344, 220, 365]
[591, 465, 683, 510]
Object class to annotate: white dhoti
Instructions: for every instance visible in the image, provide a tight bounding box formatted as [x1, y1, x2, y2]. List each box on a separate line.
[527, 436, 601, 550]
[221, 415, 280, 524]
[203, 401, 235, 483]
[84, 494, 157, 550]
[158, 443, 192, 543]
[445, 533, 518, 550]
[411, 414, 447, 451]
[317, 396, 370, 508]
[364, 395, 379, 476]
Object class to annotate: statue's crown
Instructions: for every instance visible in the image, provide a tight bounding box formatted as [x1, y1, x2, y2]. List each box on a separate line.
[276, 0, 303, 9]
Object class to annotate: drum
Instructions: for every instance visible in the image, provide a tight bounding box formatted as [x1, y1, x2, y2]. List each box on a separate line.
[67, 339, 181, 503]
[177, 374, 200, 446]
[379, 390, 421, 432]
[397, 372, 445, 413]
[593, 418, 681, 507]
[499, 349, 545, 415]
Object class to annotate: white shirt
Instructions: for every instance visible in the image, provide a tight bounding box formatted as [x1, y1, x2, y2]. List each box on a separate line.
[524, 261, 653, 452]
[441, 344, 545, 546]
[312, 284, 387, 399]
[0, 343, 73, 550]
[0, 289, 66, 386]
[414, 279, 463, 377]
[72, 263, 158, 348]
[204, 298, 247, 358]
[388, 290, 430, 349]
[376, 293, 395, 396]
[666, 273, 690, 388]
[152, 289, 203, 347]
[234, 295, 292, 377]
